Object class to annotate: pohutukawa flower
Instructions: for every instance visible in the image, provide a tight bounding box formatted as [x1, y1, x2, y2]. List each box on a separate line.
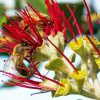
[0, 0, 100, 99]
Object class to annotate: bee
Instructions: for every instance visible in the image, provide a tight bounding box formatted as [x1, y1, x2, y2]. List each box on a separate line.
[3, 43, 33, 77]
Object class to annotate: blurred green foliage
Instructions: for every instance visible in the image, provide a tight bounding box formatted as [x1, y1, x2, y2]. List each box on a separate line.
[60, 3, 84, 40]
[15, 0, 22, 9]
[0, 16, 7, 27]
[27, 0, 47, 13]
[0, 4, 7, 27]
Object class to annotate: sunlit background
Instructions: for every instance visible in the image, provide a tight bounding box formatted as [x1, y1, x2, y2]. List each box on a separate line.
[0, 0, 100, 100]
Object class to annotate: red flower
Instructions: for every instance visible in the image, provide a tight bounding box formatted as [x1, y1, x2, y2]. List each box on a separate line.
[0, 0, 100, 93]
[0, 1, 79, 89]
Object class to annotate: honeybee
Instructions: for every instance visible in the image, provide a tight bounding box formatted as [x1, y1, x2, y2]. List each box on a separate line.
[3, 43, 33, 77]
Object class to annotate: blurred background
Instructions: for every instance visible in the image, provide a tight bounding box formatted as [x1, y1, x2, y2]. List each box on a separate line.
[0, 0, 100, 100]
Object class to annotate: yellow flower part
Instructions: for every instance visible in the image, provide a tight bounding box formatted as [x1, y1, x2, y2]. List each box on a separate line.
[70, 70, 86, 80]
[84, 36, 100, 55]
[0, 36, 13, 44]
[95, 58, 100, 69]
[84, 36, 100, 46]
[93, 38, 100, 46]
[54, 78, 70, 96]
[69, 37, 84, 55]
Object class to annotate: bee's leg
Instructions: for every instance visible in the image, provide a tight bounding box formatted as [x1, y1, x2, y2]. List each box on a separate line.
[15, 62, 29, 77]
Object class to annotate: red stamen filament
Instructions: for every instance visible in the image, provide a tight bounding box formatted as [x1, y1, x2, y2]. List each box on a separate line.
[30, 63, 64, 86]
[77, 23, 100, 57]
[66, 4, 82, 36]
[83, 0, 94, 39]
[85, 34, 100, 57]
[46, 38, 78, 74]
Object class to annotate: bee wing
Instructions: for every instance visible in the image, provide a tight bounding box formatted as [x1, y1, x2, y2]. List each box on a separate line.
[2, 55, 21, 86]
[3, 55, 18, 75]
